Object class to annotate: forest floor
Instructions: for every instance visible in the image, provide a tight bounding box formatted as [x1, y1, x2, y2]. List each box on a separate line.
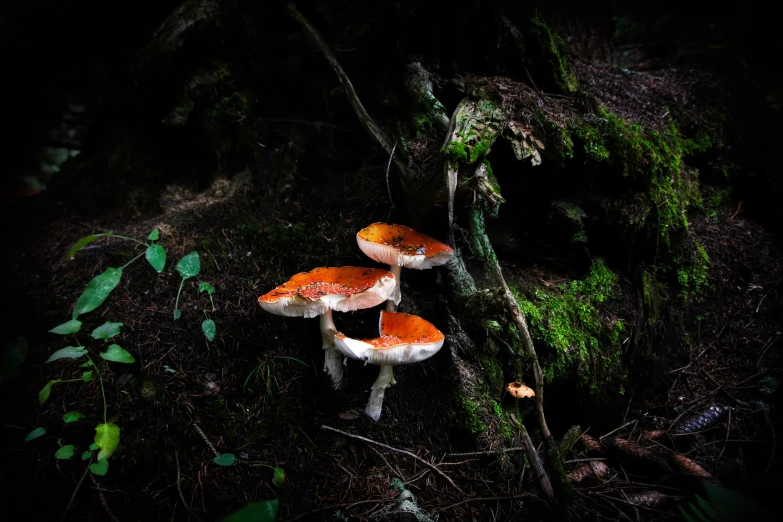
[1, 153, 780, 521]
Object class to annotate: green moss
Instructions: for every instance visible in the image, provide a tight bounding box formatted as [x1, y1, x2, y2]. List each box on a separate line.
[213, 92, 250, 124]
[492, 401, 514, 442]
[594, 106, 696, 245]
[572, 123, 610, 162]
[481, 353, 504, 392]
[571, 230, 588, 243]
[457, 395, 487, 434]
[512, 259, 625, 391]
[444, 141, 468, 162]
[529, 11, 578, 93]
[411, 112, 433, 136]
[677, 239, 710, 297]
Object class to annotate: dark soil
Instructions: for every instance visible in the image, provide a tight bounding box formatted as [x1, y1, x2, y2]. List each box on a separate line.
[2, 1, 783, 521]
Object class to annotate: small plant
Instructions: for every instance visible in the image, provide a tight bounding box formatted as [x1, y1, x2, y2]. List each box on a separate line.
[33, 228, 164, 475]
[213, 452, 285, 488]
[173, 251, 200, 320]
[200, 281, 217, 342]
[222, 499, 279, 522]
[43, 318, 132, 473]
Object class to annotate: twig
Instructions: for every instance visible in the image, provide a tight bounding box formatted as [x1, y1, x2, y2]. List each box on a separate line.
[757, 335, 777, 368]
[289, 499, 380, 522]
[176, 450, 202, 521]
[600, 420, 636, 440]
[385, 142, 396, 210]
[438, 494, 532, 513]
[142, 345, 177, 370]
[193, 424, 220, 458]
[321, 425, 462, 493]
[470, 203, 553, 445]
[564, 458, 607, 464]
[89, 475, 120, 522]
[62, 462, 92, 521]
[369, 446, 405, 480]
[623, 393, 634, 423]
[717, 411, 732, 461]
[730, 200, 744, 219]
[285, 3, 411, 185]
[448, 447, 526, 457]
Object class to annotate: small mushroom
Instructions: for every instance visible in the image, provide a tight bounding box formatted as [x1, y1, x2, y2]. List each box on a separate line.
[258, 267, 396, 389]
[356, 223, 454, 310]
[505, 381, 535, 399]
[334, 310, 445, 421]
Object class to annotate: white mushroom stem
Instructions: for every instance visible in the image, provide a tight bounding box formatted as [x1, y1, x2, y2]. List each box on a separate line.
[387, 264, 402, 310]
[365, 365, 397, 421]
[320, 310, 343, 389]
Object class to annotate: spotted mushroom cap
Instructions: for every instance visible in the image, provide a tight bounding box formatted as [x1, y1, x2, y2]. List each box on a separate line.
[333, 310, 445, 365]
[258, 267, 396, 318]
[356, 223, 454, 269]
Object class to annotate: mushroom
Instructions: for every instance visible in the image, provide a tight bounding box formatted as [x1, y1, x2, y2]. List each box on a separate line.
[505, 381, 535, 399]
[356, 223, 454, 310]
[258, 266, 396, 389]
[334, 310, 445, 421]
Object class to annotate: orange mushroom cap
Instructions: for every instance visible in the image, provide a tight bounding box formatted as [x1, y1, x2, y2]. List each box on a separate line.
[258, 267, 396, 318]
[334, 310, 445, 365]
[357, 223, 454, 269]
[505, 381, 535, 399]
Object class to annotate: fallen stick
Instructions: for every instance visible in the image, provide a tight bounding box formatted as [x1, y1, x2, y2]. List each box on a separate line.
[321, 425, 463, 493]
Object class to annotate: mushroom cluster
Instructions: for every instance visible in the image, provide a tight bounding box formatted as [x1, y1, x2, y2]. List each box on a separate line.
[258, 223, 454, 421]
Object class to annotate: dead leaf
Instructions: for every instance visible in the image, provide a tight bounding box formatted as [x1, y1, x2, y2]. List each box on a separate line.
[339, 409, 361, 420]
[505, 381, 535, 398]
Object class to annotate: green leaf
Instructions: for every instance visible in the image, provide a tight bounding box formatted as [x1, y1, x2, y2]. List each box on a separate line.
[90, 458, 109, 476]
[147, 229, 160, 241]
[145, 244, 166, 273]
[46, 346, 87, 363]
[91, 322, 123, 341]
[272, 467, 285, 487]
[175, 251, 201, 279]
[94, 423, 120, 460]
[213, 453, 236, 466]
[72, 267, 123, 319]
[63, 411, 86, 424]
[82, 371, 93, 382]
[65, 233, 110, 260]
[80, 359, 95, 368]
[39, 379, 61, 405]
[49, 320, 82, 335]
[0, 337, 28, 379]
[99, 344, 135, 364]
[25, 427, 46, 442]
[55, 445, 75, 459]
[82, 450, 93, 461]
[222, 500, 279, 522]
[89, 443, 99, 451]
[202, 319, 216, 342]
[173, 309, 182, 320]
[199, 282, 215, 295]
